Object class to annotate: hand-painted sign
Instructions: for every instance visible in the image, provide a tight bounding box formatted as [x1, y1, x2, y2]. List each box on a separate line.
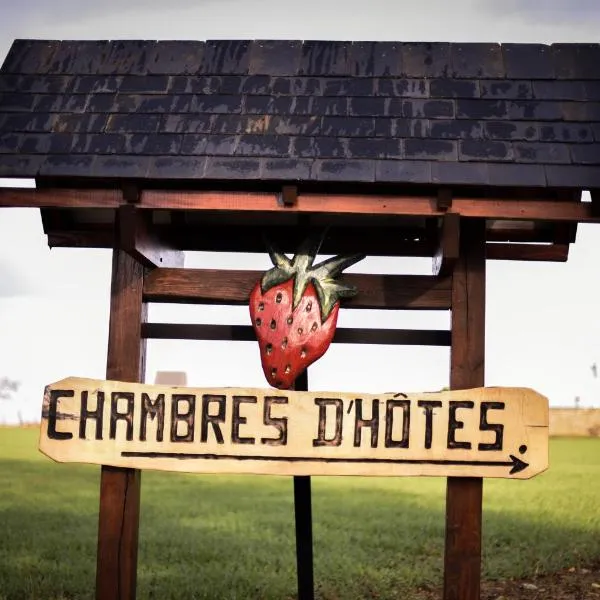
[40, 378, 548, 479]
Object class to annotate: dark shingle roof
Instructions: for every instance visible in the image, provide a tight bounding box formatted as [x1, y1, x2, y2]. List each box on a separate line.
[1, 39, 600, 187]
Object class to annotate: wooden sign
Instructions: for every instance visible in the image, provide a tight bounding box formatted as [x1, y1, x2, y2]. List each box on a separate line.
[40, 378, 549, 479]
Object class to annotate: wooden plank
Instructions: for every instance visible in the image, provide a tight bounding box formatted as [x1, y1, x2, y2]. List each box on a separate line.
[433, 214, 460, 276]
[96, 246, 147, 600]
[444, 219, 487, 600]
[140, 323, 452, 346]
[118, 205, 184, 269]
[40, 377, 548, 479]
[487, 243, 569, 262]
[0, 188, 121, 208]
[143, 269, 452, 310]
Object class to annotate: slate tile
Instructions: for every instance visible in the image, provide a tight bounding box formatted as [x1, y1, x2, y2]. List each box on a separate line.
[119, 75, 170, 93]
[584, 82, 600, 101]
[105, 114, 161, 133]
[289, 78, 323, 96]
[314, 159, 375, 182]
[1, 40, 59, 74]
[0, 75, 20, 92]
[401, 42, 451, 78]
[532, 80, 585, 101]
[375, 159, 431, 183]
[219, 76, 245, 94]
[485, 121, 538, 141]
[314, 137, 348, 158]
[312, 97, 347, 116]
[182, 134, 237, 155]
[322, 78, 374, 97]
[169, 76, 215, 94]
[290, 97, 313, 115]
[199, 40, 251, 75]
[248, 40, 302, 76]
[99, 41, 153, 75]
[147, 156, 207, 179]
[432, 161, 489, 185]
[348, 137, 393, 159]
[0, 112, 57, 132]
[0, 92, 36, 111]
[92, 155, 150, 178]
[459, 140, 514, 161]
[71, 133, 126, 154]
[372, 42, 403, 77]
[402, 99, 454, 119]
[292, 136, 315, 158]
[405, 139, 457, 161]
[191, 94, 243, 113]
[49, 41, 112, 74]
[244, 95, 294, 115]
[240, 75, 272, 94]
[70, 75, 122, 94]
[146, 41, 205, 75]
[271, 77, 292, 95]
[553, 44, 600, 79]
[502, 44, 554, 79]
[450, 43, 504, 78]
[162, 114, 214, 134]
[203, 156, 262, 179]
[539, 123, 593, 143]
[260, 158, 312, 180]
[569, 144, 600, 165]
[268, 115, 321, 136]
[488, 163, 546, 187]
[0, 154, 43, 176]
[480, 80, 532, 100]
[85, 93, 117, 112]
[14, 75, 71, 93]
[429, 120, 483, 139]
[376, 78, 428, 98]
[53, 114, 108, 133]
[514, 142, 570, 164]
[561, 102, 600, 121]
[321, 116, 374, 137]
[299, 41, 351, 76]
[430, 79, 479, 98]
[348, 42, 375, 77]
[124, 133, 182, 155]
[38, 154, 94, 177]
[508, 100, 562, 121]
[375, 118, 428, 138]
[0, 132, 20, 153]
[213, 114, 269, 135]
[591, 124, 600, 142]
[349, 97, 386, 117]
[32, 94, 87, 113]
[20, 132, 74, 154]
[236, 134, 290, 157]
[545, 165, 600, 188]
[457, 99, 507, 119]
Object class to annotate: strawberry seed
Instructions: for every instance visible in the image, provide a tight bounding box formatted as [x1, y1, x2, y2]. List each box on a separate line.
[271, 367, 277, 377]
[297, 327, 303, 335]
[306, 301, 312, 312]
[276, 292, 283, 303]
[281, 337, 288, 349]
[270, 319, 276, 329]
[255, 318, 262, 326]
[284, 365, 291, 374]
[266, 343, 273, 355]
[287, 316, 293, 325]
[258, 302, 264, 311]
[311, 321, 318, 332]
[300, 348, 307, 358]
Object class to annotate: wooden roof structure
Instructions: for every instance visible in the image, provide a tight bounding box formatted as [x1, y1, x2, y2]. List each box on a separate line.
[1, 38, 599, 600]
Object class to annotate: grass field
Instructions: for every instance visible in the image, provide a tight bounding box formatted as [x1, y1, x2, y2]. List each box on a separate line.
[0, 429, 598, 600]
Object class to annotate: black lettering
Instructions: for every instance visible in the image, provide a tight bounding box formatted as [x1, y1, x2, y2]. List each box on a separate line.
[312, 398, 343, 447]
[79, 391, 105, 440]
[231, 396, 256, 444]
[201, 394, 225, 443]
[478, 402, 505, 451]
[448, 400, 474, 449]
[418, 400, 442, 449]
[354, 399, 380, 448]
[170, 394, 196, 443]
[385, 399, 410, 448]
[110, 392, 134, 441]
[261, 396, 288, 446]
[140, 393, 165, 442]
[48, 389, 74, 440]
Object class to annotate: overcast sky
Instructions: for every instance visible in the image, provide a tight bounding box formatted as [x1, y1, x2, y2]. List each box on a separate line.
[1, 0, 600, 423]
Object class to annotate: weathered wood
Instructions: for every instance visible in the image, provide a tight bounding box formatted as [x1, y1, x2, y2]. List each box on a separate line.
[0, 187, 121, 207]
[118, 205, 184, 269]
[487, 243, 569, 262]
[279, 185, 298, 207]
[143, 269, 452, 310]
[433, 214, 460, 276]
[444, 218, 486, 600]
[40, 377, 548, 479]
[96, 247, 147, 600]
[140, 323, 452, 346]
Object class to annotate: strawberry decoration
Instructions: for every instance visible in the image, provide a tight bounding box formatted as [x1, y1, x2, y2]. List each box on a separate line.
[249, 232, 364, 389]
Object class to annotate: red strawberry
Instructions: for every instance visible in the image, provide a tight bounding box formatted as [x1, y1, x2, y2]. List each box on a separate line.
[249, 233, 364, 389]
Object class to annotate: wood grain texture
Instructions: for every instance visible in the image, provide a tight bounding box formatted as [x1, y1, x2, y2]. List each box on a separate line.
[143, 269, 452, 310]
[40, 378, 548, 479]
[444, 219, 487, 600]
[486, 243, 569, 262]
[433, 214, 460, 276]
[97, 247, 147, 600]
[0, 187, 121, 208]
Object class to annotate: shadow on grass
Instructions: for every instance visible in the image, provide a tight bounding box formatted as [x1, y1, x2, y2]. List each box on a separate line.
[1, 460, 599, 600]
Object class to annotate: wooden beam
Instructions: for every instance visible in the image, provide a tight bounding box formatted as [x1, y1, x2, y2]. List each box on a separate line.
[143, 269, 452, 310]
[141, 323, 451, 346]
[433, 213, 460, 276]
[96, 247, 147, 600]
[487, 243, 569, 262]
[118, 205, 184, 269]
[444, 219, 486, 600]
[0, 187, 121, 208]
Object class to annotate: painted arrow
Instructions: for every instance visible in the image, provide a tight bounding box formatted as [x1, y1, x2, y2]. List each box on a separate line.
[121, 451, 530, 475]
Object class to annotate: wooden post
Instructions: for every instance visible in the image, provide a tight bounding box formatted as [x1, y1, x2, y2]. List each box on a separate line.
[96, 247, 147, 600]
[293, 369, 314, 600]
[443, 218, 486, 600]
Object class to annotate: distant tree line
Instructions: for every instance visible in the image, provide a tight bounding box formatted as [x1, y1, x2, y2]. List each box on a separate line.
[0, 377, 20, 400]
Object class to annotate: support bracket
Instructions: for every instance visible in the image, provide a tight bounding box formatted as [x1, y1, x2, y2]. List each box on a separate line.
[433, 213, 460, 276]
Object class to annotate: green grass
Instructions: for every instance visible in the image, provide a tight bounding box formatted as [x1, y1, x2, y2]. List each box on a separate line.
[0, 429, 598, 600]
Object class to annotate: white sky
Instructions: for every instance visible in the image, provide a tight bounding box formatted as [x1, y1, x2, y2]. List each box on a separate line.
[1, 0, 600, 423]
